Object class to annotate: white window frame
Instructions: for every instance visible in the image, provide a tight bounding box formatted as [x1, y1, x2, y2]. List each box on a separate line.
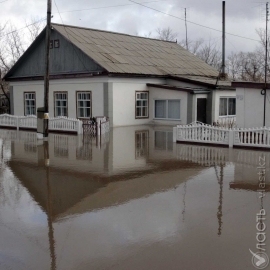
[219, 97, 236, 117]
[76, 91, 91, 119]
[154, 99, 181, 120]
[135, 91, 149, 118]
[24, 92, 36, 116]
[54, 92, 68, 117]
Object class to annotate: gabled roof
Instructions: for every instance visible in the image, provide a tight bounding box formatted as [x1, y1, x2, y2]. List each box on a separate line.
[51, 23, 219, 77]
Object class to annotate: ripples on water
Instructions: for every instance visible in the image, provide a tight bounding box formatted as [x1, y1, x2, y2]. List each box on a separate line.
[0, 126, 269, 270]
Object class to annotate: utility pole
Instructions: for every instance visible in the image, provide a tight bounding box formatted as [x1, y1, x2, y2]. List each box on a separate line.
[263, 2, 269, 127]
[185, 8, 188, 51]
[221, 1, 226, 77]
[44, 0, 52, 137]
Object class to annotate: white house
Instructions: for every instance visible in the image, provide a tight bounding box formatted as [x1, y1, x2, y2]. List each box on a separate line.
[4, 23, 236, 127]
[232, 81, 270, 128]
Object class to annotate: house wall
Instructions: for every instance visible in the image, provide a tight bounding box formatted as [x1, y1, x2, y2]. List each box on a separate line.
[10, 76, 213, 127]
[236, 87, 270, 128]
[110, 78, 165, 127]
[10, 77, 105, 118]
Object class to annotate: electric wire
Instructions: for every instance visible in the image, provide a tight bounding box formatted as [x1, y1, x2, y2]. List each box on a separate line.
[0, 0, 166, 39]
[58, 0, 167, 14]
[0, 0, 262, 43]
[128, 0, 261, 42]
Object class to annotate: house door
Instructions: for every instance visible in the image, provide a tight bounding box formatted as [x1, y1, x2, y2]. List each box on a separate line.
[197, 98, 207, 123]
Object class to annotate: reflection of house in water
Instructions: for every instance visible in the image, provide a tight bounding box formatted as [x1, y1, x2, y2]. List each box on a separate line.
[4, 127, 270, 269]
[6, 126, 206, 221]
[4, 127, 269, 225]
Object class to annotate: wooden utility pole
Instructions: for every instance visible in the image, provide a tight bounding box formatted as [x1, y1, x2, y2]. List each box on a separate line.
[185, 8, 188, 51]
[44, 0, 52, 137]
[263, 2, 269, 127]
[221, 1, 226, 77]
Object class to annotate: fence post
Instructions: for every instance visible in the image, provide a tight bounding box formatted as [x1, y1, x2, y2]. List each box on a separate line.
[173, 127, 177, 142]
[228, 130, 234, 148]
[16, 116, 20, 130]
[77, 120, 82, 134]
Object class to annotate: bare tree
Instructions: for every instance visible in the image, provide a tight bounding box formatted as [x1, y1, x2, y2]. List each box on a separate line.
[179, 38, 204, 54]
[156, 27, 177, 42]
[0, 19, 45, 113]
[26, 17, 45, 42]
[196, 42, 222, 70]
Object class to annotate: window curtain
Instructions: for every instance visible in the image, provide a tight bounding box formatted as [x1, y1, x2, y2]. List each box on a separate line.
[168, 100, 180, 119]
[219, 98, 227, 116]
[155, 100, 166, 118]
[228, 98, 236, 115]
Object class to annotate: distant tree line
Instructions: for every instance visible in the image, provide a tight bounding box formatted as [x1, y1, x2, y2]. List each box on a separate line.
[155, 27, 270, 82]
[0, 18, 45, 103]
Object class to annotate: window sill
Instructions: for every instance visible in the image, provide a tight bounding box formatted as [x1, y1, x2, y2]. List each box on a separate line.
[218, 115, 236, 118]
[154, 118, 181, 121]
[135, 116, 149, 119]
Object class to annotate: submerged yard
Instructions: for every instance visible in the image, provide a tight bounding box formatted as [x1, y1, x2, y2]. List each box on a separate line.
[0, 126, 269, 270]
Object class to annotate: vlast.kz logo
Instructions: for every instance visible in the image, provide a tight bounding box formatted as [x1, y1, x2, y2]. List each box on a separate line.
[249, 250, 269, 269]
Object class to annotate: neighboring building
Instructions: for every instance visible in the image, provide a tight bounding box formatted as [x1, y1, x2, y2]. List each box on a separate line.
[4, 23, 235, 127]
[232, 81, 270, 128]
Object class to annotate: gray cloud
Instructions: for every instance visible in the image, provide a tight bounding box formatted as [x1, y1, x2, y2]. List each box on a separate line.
[0, 0, 267, 53]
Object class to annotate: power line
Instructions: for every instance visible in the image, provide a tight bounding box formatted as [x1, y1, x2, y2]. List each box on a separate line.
[57, 0, 167, 14]
[128, 0, 261, 42]
[0, 17, 46, 39]
[0, 0, 165, 39]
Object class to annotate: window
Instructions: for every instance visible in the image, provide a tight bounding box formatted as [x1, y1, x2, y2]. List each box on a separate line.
[219, 97, 236, 116]
[155, 100, 180, 120]
[54, 92, 68, 117]
[77, 92, 91, 118]
[136, 92, 149, 118]
[24, 92, 36, 115]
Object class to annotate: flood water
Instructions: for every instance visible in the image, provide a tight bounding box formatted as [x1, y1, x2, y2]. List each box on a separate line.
[0, 125, 269, 270]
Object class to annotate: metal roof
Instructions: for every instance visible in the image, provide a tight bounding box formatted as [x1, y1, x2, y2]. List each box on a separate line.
[52, 23, 219, 77]
[172, 75, 233, 88]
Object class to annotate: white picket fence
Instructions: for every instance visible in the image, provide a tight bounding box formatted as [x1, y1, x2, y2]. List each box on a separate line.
[173, 123, 270, 149]
[49, 117, 82, 134]
[19, 115, 37, 129]
[0, 114, 83, 134]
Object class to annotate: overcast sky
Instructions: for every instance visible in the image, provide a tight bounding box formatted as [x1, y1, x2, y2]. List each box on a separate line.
[0, 0, 268, 54]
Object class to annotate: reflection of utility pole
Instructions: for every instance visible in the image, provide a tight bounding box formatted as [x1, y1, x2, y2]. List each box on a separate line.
[182, 182, 187, 222]
[263, 2, 269, 127]
[215, 164, 224, 236]
[44, 141, 56, 270]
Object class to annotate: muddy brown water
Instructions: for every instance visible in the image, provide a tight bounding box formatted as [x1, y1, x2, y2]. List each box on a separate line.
[0, 126, 269, 270]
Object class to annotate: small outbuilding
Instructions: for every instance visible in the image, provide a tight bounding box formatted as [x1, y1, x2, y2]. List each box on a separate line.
[232, 81, 270, 128]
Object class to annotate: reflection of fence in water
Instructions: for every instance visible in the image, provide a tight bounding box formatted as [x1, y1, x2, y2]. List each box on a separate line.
[235, 150, 270, 169]
[176, 144, 229, 167]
